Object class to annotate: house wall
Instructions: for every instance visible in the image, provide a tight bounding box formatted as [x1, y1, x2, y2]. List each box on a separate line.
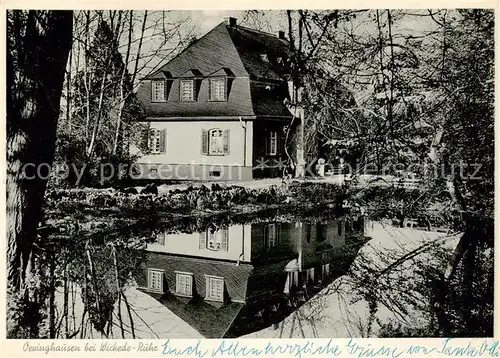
[135, 219, 352, 305]
[147, 225, 252, 263]
[134, 120, 253, 181]
[250, 222, 298, 265]
[252, 120, 289, 179]
[298, 221, 346, 271]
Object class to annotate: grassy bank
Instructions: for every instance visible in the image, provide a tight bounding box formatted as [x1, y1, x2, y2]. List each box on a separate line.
[42, 181, 351, 236]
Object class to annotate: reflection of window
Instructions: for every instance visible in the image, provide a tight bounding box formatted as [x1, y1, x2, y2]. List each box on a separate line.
[175, 272, 193, 297]
[199, 229, 228, 251]
[205, 275, 224, 302]
[210, 78, 226, 101]
[268, 224, 276, 247]
[180, 79, 194, 101]
[148, 269, 164, 292]
[152, 80, 165, 102]
[264, 223, 280, 249]
[316, 224, 327, 242]
[322, 263, 330, 278]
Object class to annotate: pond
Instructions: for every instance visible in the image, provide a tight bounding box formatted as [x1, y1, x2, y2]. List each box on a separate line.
[47, 212, 370, 339]
[135, 216, 368, 338]
[47, 209, 490, 339]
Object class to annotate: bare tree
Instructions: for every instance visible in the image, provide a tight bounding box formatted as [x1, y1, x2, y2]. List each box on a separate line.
[6, 10, 73, 337]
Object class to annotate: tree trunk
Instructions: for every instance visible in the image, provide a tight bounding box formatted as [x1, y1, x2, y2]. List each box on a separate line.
[112, 11, 133, 156]
[48, 256, 56, 338]
[6, 10, 73, 337]
[84, 11, 91, 146]
[86, 70, 107, 157]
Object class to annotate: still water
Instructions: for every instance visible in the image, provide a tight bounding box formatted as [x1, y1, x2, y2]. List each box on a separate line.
[134, 216, 367, 338]
[48, 209, 488, 339]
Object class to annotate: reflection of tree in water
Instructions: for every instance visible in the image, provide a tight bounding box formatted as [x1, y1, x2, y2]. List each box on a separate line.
[431, 219, 494, 337]
[243, 219, 493, 338]
[35, 227, 148, 338]
[306, 222, 492, 338]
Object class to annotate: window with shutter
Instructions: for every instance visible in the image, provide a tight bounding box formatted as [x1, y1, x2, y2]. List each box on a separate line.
[148, 128, 166, 154]
[202, 128, 229, 156]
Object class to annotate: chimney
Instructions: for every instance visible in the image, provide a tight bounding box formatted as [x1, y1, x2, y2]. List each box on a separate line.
[278, 30, 285, 39]
[224, 17, 237, 27]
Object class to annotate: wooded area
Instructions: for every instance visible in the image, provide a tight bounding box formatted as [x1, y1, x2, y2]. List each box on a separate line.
[6, 9, 494, 338]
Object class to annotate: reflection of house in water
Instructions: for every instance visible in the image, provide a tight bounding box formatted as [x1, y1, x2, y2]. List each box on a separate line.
[135, 218, 365, 338]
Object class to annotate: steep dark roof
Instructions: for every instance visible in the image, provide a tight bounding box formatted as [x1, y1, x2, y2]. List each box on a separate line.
[226, 25, 292, 81]
[250, 82, 293, 117]
[144, 23, 291, 81]
[157, 295, 243, 339]
[143, 23, 248, 80]
[138, 22, 293, 119]
[207, 67, 235, 77]
[140, 251, 252, 338]
[179, 69, 204, 78]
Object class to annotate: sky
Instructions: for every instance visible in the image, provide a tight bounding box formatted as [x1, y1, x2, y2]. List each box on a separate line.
[189, 10, 243, 34]
[67, 9, 441, 90]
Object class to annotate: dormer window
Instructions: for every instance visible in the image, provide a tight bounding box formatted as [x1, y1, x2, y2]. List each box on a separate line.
[210, 78, 226, 101]
[178, 69, 203, 102]
[180, 79, 194, 101]
[206, 68, 234, 102]
[152, 80, 166, 102]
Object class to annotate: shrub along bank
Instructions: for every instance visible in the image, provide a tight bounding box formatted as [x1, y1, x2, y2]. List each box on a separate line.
[42, 181, 350, 233]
